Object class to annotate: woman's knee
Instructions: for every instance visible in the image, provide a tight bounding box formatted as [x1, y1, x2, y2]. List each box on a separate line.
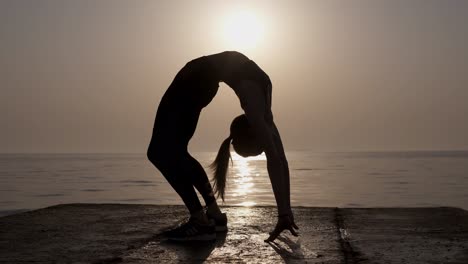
[147, 144, 167, 168]
[147, 143, 181, 170]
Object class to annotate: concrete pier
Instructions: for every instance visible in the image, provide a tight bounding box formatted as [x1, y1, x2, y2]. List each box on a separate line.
[1, 204, 467, 263]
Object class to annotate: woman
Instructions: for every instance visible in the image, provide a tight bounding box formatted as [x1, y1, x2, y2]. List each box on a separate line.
[147, 51, 298, 241]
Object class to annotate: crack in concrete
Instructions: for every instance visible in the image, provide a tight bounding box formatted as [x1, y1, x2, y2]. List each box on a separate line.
[334, 208, 363, 264]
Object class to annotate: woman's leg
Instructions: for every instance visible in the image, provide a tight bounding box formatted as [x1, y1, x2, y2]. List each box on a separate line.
[147, 143, 204, 215]
[148, 102, 220, 214]
[147, 97, 207, 215]
[175, 108, 219, 208]
[185, 153, 217, 206]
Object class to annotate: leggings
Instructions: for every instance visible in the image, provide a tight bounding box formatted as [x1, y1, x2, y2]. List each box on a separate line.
[147, 96, 216, 214]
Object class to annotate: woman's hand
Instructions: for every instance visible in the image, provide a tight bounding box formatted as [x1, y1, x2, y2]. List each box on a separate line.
[265, 214, 299, 242]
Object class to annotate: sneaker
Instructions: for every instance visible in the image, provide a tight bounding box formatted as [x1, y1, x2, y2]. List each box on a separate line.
[165, 218, 216, 241]
[206, 212, 228, 232]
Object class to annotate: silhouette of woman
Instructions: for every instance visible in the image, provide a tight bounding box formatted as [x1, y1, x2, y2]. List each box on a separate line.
[147, 51, 298, 241]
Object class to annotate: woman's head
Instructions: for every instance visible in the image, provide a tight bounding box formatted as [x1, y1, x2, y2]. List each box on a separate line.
[210, 114, 263, 201]
[230, 114, 263, 157]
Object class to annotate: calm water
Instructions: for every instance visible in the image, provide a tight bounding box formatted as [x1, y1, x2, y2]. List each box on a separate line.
[1, 151, 468, 216]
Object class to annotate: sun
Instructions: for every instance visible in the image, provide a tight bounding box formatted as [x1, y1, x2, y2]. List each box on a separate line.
[222, 11, 265, 51]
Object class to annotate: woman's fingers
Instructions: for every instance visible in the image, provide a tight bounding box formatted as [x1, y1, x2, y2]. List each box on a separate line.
[293, 222, 299, 230]
[289, 226, 298, 236]
[265, 215, 300, 242]
[265, 223, 284, 242]
[265, 230, 280, 242]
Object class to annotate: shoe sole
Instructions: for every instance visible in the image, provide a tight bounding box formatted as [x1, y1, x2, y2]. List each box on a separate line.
[168, 233, 216, 241]
[207, 215, 228, 232]
[215, 226, 228, 232]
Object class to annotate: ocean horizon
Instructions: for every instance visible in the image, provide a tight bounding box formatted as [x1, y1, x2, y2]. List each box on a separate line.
[1, 150, 468, 217]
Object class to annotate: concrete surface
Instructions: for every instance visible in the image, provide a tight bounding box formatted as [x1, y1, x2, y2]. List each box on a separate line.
[0, 204, 467, 263]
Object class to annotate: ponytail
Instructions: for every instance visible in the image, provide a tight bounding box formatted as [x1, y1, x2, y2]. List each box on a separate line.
[210, 136, 232, 201]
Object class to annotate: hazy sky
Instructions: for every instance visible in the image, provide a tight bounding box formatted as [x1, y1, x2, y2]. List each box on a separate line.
[1, 0, 468, 153]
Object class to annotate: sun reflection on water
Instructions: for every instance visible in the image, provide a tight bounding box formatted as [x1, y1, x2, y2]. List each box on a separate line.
[230, 152, 266, 207]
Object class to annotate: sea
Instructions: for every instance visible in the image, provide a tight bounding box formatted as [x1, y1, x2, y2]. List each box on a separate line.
[1, 151, 467, 217]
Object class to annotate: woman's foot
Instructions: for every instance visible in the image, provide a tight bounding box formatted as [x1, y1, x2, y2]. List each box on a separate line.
[206, 211, 228, 232]
[205, 202, 228, 232]
[165, 217, 216, 241]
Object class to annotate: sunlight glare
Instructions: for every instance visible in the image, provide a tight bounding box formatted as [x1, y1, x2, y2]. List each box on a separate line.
[222, 10, 265, 51]
[230, 152, 264, 207]
[232, 158, 253, 197]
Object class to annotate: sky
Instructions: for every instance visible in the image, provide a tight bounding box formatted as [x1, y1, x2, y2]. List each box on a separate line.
[1, 0, 468, 153]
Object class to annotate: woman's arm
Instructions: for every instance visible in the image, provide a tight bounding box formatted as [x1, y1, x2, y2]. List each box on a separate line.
[265, 123, 299, 241]
[247, 114, 290, 215]
[233, 80, 298, 241]
[272, 122, 292, 213]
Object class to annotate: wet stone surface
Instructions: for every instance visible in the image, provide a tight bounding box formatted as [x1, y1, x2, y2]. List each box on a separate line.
[341, 208, 468, 264]
[0, 204, 467, 263]
[122, 207, 339, 263]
